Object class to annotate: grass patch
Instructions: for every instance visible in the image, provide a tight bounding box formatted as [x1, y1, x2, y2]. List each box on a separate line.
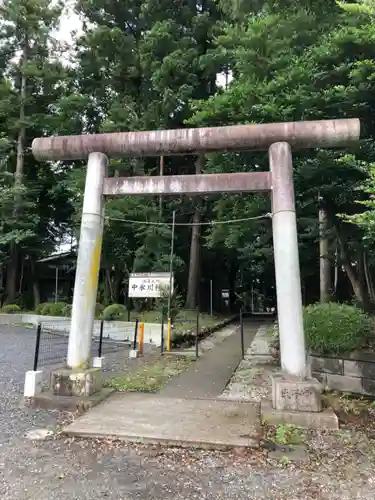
[130, 310, 225, 333]
[105, 356, 192, 393]
[269, 423, 305, 446]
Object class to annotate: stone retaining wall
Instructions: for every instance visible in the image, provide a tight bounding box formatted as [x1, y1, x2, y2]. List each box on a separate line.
[310, 351, 375, 396]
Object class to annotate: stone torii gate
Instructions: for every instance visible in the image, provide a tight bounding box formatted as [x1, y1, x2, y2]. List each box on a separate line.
[32, 118, 360, 419]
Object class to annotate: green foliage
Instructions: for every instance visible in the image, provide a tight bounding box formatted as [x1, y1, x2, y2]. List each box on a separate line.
[2, 0, 375, 316]
[337, 0, 375, 15]
[304, 302, 374, 353]
[35, 302, 69, 317]
[95, 303, 105, 318]
[1, 303, 20, 313]
[154, 285, 183, 322]
[102, 303, 127, 321]
[34, 303, 45, 315]
[273, 424, 303, 446]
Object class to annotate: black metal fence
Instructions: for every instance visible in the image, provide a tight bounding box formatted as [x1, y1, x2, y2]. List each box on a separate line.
[161, 306, 200, 357]
[33, 319, 137, 370]
[240, 309, 245, 359]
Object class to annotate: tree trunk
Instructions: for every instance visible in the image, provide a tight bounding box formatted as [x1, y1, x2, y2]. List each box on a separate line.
[18, 258, 24, 295]
[319, 200, 332, 302]
[15, 39, 27, 185]
[0, 266, 3, 306]
[112, 272, 121, 303]
[363, 251, 375, 304]
[333, 244, 339, 298]
[159, 156, 164, 217]
[185, 155, 204, 309]
[30, 258, 40, 309]
[338, 235, 370, 309]
[5, 37, 28, 304]
[4, 255, 18, 305]
[104, 269, 112, 304]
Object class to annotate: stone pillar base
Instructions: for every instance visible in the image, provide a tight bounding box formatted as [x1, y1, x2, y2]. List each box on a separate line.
[51, 368, 102, 397]
[261, 400, 338, 429]
[259, 373, 339, 429]
[272, 374, 322, 412]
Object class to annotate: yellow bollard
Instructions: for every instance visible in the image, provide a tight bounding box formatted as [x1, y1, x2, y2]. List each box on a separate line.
[139, 322, 145, 355]
[167, 318, 172, 352]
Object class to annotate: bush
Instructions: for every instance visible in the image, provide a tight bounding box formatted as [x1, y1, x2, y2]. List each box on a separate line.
[35, 302, 69, 317]
[63, 304, 72, 317]
[35, 302, 104, 318]
[304, 302, 373, 354]
[35, 303, 45, 315]
[155, 286, 182, 322]
[1, 304, 21, 314]
[95, 303, 105, 318]
[102, 303, 127, 321]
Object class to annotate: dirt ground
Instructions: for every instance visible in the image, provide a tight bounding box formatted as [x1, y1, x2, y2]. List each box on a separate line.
[1, 325, 375, 499]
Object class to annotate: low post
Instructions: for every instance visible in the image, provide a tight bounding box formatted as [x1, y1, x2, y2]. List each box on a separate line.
[195, 306, 199, 358]
[129, 319, 139, 358]
[24, 323, 43, 397]
[98, 320, 104, 358]
[33, 323, 42, 372]
[167, 318, 172, 352]
[160, 308, 165, 354]
[127, 299, 131, 322]
[67, 152, 108, 369]
[268, 142, 322, 415]
[139, 322, 145, 355]
[93, 320, 105, 368]
[210, 279, 213, 316]
[240, 309, 244, 359]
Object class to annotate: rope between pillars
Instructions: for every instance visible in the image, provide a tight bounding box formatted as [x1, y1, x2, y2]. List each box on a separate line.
[105, 213, 272, 227]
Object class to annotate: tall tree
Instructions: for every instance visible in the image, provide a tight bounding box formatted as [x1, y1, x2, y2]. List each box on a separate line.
[71, 0, 223, 305]
[185, 155, 203, 308]
[189, 2, 375, 307]
[0, 0, 69, 305]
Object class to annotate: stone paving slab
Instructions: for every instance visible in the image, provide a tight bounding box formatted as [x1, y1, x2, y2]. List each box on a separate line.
[64, 392, 261, 449]
[160, 320, 260, 399]
[220, 325, 278, 403]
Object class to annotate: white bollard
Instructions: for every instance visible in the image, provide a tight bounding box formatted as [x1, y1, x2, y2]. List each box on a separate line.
[24, 370, 43, 397]
[92, 357, 105, 369]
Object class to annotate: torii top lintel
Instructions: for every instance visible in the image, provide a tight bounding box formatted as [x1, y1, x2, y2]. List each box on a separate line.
[32, 119, 360, 161]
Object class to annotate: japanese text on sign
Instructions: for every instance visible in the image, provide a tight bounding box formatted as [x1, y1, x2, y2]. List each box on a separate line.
[128, 272, 173, 298]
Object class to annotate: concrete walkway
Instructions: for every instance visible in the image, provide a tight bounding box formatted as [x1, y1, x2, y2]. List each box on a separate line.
[160, 320, 260, 399]
[64, 393, 261, 449]
[63, 320, 268, 450]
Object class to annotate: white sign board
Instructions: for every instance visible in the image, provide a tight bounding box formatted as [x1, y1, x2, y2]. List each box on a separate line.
[128, 272, 173, 298]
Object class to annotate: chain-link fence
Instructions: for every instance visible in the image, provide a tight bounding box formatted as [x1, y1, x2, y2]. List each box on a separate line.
[32, 319, 136, 370]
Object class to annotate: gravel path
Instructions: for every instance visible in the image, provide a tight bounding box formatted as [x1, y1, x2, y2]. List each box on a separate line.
[0, 325, 375, 499]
